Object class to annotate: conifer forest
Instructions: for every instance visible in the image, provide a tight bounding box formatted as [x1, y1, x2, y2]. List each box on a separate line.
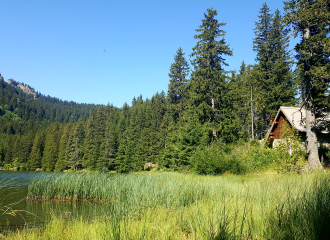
[0, 1, 329, 174]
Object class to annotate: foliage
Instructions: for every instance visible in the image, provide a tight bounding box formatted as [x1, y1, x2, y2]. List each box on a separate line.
[273, 122, 307, 173]
[0, 6, 324, 174]
[191, 143, 248, 175]
[267, 174, 330, 239]
[3, 172, 328, 239]
[189, 8, 233, 139]
[284, 0, 330, 168]
[0, 77, 98, 135]
[252, 3, 297, 137]
[190, 141, 300, 175]
[167, 47, 190, 117]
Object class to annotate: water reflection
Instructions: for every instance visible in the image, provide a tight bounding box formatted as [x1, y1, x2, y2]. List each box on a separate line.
[0, 171, 109, 229]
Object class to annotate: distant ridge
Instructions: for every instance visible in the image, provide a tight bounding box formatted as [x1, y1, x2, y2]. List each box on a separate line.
[6, 79, 37, 99]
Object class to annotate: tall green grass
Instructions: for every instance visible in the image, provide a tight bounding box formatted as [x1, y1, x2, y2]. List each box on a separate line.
[12, 172, 330, 239]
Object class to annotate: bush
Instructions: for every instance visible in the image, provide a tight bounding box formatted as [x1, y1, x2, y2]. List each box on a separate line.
[190, 141, 301, 175]
[190, 143, 249, 175]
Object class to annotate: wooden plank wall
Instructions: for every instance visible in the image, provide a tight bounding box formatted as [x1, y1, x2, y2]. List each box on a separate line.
[271, 112, 287, 139]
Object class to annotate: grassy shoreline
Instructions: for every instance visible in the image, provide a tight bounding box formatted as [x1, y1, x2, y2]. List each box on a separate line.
[3, 171, 330, 239]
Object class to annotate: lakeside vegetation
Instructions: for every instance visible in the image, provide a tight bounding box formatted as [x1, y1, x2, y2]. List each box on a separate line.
[0, 1, 329, 239]
[1, 172, 329, 239]
[1, 1, 328, 173]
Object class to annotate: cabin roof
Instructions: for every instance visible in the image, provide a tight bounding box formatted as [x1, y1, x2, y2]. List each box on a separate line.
[266, 106, 329, 141]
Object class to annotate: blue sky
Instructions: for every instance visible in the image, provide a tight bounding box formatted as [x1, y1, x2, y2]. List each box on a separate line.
[0, 0, 298, 107]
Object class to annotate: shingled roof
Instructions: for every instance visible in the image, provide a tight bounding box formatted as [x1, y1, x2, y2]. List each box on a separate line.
[266, 106, 329, 141]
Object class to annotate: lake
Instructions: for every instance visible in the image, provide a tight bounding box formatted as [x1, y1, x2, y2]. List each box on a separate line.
[0, 171, 108, 229]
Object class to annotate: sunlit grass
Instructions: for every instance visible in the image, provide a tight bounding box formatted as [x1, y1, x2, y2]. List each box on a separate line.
[5, 172, 330, 239]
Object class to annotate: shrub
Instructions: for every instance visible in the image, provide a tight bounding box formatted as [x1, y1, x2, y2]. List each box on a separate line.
[190, 141, 300, 175]
[190, 143, 249, 175]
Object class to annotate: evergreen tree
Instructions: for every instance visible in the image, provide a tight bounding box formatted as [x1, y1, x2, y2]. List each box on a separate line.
[284, 0, 330, 169]
[42, 123, 61, 171]
[177, 114, 208, 167]
[224, 65, 251, 142]
[2, 135, 18, 166]
[13, 130, 36, 170]
[167, 48, 190, 122]
[161, 119, 180, 168]
[27, 130, 46, 170]
[83, 107, 107, 170]
[189, 8, 233, 139]
[253, 3, 275, 137]
[253, 3, 296, 137]
[82, 108, 96, 169]
[98, 108, 118, 171]
[55, 123, 72, 171]
[67, 119, 85, 170]
[115, 103, 135, 173]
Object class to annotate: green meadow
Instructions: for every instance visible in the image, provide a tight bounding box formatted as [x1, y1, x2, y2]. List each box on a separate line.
[3, 171, 330, 239]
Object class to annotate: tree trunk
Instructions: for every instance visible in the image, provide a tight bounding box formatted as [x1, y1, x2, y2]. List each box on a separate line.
[251, 86, 254, 140]
[211, 98, 216, 137]
[304, 26, 322, 170]
[305, 108, 322, 169]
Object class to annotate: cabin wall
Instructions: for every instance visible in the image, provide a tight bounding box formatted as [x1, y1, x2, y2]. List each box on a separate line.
[271, 113, 288, 139]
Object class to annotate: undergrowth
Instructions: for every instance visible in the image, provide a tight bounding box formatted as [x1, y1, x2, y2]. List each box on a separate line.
[9, 172, 328, 239]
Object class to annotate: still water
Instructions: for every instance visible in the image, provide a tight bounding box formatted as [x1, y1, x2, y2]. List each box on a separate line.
[0, 171, 107, 229]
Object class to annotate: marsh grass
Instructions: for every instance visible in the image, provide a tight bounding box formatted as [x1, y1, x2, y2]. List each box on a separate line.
[6, 172, 330, 239]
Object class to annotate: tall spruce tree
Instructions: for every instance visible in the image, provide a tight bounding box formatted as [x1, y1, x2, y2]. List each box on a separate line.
[168, 47, 190, 122]
[27, 130, 45, 170]
[253, 3, 275, 137]
[42, 123, 61, 171]
[189, 8, 233, 139]
[284, 0, 330, 169]
[55, 123, 72, 171]
[225, 62, 251, 141]
[82, 107, 107, 170]
[67, 119, 85, 170]
[270, 9, 296, 108]
[253, 3, 296, 137]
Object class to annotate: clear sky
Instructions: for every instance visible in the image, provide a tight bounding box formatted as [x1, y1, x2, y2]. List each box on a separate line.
[0, 0, 298, 107]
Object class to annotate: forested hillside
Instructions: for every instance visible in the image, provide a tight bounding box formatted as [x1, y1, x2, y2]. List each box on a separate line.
[1, 2, 329, 172]
[0, 75, 98, 134]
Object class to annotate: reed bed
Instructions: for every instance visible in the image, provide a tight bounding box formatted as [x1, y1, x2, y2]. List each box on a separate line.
[7, 172, 330, 239]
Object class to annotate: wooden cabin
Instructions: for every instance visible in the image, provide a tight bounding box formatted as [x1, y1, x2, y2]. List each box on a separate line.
[266, 106, 330, 148]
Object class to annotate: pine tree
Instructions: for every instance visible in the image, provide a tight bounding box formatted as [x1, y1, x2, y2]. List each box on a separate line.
[114, 103, 130, 171]
[55, 123, 72, 171]
[67, 119, 85, 170]
[115, 105, 135, 173]
[14, 130, 36, 170]
[270, 9, 297, 108]
[42, 123, 61, 171]
[224, 63, 251, 141]
[189, 8, 233, 139]
[168, 48, 190, 122]
[177, 113, 209, 167]
[253, 3, 274, 137]
[83, 106, 107, 170]
[253, 3, 296, 137]
[98, 108, 118, 171]
[27, 130, 46, 170]
[83, 108, 96, 169]
[284, 0, 330, 169]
